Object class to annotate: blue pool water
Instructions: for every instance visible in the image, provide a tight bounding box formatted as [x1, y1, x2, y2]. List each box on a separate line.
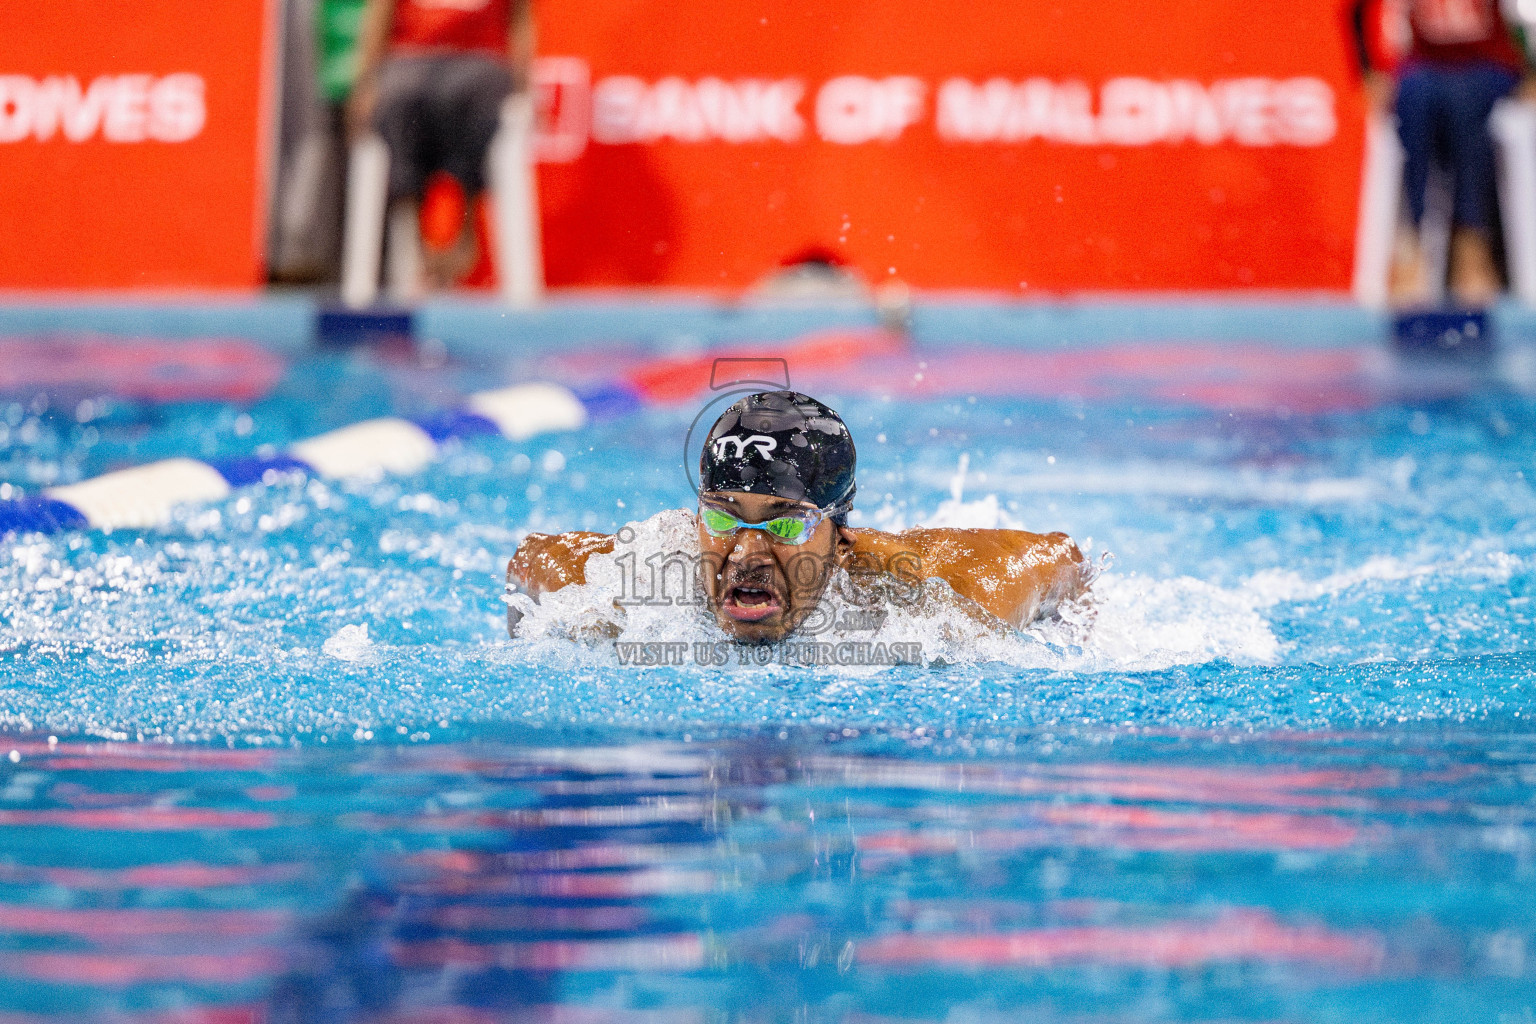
[2, 333, 1535, 1022]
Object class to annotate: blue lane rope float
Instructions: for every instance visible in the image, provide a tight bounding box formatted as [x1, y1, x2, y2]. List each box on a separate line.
[0, 382, 587, 538]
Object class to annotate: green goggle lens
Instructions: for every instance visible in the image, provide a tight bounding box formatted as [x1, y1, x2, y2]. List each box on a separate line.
[699, 507, 817, 544]
[700, 508, 740, 535]
[765, 517, 806, 541]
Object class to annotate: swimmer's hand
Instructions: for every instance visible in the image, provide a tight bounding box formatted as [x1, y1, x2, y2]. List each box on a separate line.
[506, 531, 615, 636]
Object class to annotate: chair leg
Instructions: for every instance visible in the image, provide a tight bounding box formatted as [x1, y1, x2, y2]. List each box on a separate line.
[386, 200, 424, 303]
[341, 134, 391, 309]
[1353, 113, 1405, 309]
[488, 93, 544, 309]
[1492, 98, 1536, 305]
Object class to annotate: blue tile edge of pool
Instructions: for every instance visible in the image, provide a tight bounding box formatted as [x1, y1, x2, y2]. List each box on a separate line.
[8, 291, 1532, 356]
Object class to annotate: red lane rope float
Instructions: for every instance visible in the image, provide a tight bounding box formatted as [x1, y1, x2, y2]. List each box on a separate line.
[625, 328, 909, 404]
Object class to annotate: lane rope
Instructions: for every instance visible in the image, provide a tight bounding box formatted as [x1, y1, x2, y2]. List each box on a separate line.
[0, 383, 587, 537]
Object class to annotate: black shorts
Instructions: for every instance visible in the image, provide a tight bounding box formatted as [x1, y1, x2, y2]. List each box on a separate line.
[371, 53, 513, 202]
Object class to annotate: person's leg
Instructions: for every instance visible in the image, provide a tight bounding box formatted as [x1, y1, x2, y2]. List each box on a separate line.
[1443, 62, 1519, 304]
[1393, 66, 1438, 304]
[370, 56, 432, 209]
[407, 56, 461, 288]
[371, 56, 434, 297]
[429, 56, 515, 287]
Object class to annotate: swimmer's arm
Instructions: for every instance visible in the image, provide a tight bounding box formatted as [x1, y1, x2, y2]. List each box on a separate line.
[506, 531, 615, 634]
[847, 527, 1089, 628]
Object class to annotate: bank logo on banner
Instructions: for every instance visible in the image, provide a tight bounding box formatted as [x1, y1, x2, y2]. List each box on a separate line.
[0, 74, 206, 144]
[592, 77, 807, 144]
[532, 59, 1338, 158]
[816, 76, 926, 144]
[533, 57, 591, 162]
[938, 77, 1337, 147]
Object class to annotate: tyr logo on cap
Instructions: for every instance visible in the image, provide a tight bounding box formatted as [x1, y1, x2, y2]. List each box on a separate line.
[712, 434, 777, 459]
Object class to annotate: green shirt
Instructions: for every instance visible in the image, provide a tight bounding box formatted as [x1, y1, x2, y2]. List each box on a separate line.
[317, 0, 369, 103]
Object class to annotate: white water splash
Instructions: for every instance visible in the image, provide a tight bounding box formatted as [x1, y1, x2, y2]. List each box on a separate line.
[506, 509, 1291, 672]
[1047, 573, 1283, 670]
[927, 493, 1005, 529]
[927, 452, 1008, 529]
[323, 623, 378, 664]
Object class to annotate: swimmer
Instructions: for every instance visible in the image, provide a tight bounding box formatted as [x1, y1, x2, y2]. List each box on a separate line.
[507, 391, 1091, 643]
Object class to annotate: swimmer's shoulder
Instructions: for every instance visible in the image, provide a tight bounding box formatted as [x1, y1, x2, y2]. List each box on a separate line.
[847, 526, 1088, 627]
[847, 526, 1080, 566]
[508, 529, 616, 594]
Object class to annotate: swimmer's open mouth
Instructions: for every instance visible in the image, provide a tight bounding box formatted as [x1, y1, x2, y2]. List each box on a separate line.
[721, 583, 784, 622]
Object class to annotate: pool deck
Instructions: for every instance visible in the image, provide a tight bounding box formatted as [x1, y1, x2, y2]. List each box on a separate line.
[4, 290, 1531, 356]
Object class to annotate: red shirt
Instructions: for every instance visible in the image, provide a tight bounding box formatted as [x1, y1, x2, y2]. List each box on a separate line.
[1408, 0, 1525, 71]
[389, 0, 511, 57]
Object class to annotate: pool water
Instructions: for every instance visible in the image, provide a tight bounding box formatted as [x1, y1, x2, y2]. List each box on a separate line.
[2, 335, 1535, 1022]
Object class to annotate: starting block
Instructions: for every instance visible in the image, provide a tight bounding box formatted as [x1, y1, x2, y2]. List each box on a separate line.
[1391, 308, 1494, 363]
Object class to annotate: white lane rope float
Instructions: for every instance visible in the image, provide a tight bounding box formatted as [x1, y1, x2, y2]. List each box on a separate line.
[0, 382, 587, 537]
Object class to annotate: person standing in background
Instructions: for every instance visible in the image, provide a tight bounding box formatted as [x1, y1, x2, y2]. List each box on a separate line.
[1353, 0, 1536, 306]
[268, 0, 369, 284]
[318, 0, 370, 115]
[348, 0, 534, 289]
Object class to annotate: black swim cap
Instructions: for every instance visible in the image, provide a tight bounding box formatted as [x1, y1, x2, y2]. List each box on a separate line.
[700, 391, 856, 511]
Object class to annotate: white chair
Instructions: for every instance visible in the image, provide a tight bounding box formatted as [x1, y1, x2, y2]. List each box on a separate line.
[340, 93, 543, 309]
[1357, 99, 1536, 308]
[488, 93, 544, 308]
[1353, 112, 1405, 309]
[1491, 97, 1536, 304]
[340, 131, 392, 308]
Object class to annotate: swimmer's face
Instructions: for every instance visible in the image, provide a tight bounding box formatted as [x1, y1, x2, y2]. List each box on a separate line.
[696, 490, 852, 644]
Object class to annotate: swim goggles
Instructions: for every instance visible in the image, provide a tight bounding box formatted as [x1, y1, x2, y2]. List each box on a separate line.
[697, 500, 847, 546]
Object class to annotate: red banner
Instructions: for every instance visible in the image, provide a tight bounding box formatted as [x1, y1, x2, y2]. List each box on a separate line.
[0, 1, 1366, 294]
[0, 2, 273, 290]
[534, 0, 1368, 292]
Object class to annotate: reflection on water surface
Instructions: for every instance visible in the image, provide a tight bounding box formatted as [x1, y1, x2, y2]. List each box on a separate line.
[0, 732, 1531, 1022]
